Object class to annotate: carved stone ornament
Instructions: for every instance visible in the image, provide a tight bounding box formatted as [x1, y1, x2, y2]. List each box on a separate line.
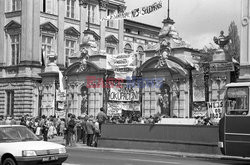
[242, 16, 249, 26]
[99, 0, 109, 10]
[118, 5, 126, 13]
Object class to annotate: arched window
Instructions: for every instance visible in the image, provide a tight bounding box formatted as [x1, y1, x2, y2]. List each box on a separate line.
[124, 43, 133, 54]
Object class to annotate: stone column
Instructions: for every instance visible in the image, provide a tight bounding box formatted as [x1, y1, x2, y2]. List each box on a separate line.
[239, 0, 250, 80]
[0, 0, 5, 66]
[99, 0, 108, 54]
[118, 5, 126, 53]
[21, 0, 34, 64]
[32, 0, 40, 64]
[240, 0, 250, 65]
[21, 0, 40, 65]
[57, 0, 65, 67]
[80, 5, 87, 43]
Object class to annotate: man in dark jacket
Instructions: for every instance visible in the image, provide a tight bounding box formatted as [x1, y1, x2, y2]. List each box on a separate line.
[96, 107, 108, 132]
[85, 117, 95, 146]
[67, 114, 76, 146]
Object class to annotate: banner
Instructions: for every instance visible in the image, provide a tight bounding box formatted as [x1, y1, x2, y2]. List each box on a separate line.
[207, 101, 223, 119]
[106, 53, 136, 79]
[107, 102, 140, 116]
[109, 83, 139, 101]
[101, 1, 162, 21]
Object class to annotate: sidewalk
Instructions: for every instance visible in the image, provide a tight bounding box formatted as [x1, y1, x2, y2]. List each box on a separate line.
[48, 136, 249, 161]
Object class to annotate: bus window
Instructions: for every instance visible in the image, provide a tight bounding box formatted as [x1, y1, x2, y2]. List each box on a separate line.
[225, 87, 248, 115]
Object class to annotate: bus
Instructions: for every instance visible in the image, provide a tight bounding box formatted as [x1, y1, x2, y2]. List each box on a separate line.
[219, 82, 250, 157]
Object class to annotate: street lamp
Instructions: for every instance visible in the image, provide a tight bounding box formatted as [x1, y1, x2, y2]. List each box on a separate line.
[38, 84, 44, 117]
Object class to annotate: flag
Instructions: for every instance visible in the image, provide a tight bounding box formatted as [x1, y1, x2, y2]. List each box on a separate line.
[41, 48, 45, 66]
[58, 70, 66, 93]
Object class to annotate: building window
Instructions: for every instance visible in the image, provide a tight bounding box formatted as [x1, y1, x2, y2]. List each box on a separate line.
[65, 39, 76, 67]
[42, 35, 53, 56]
[10, 34, 20, 65]
[12, 0, 21, 11]
[125, 28, 131, 33]
[124, 43, 133, 54]
[107, 9, 115, 28]
[42, 0, 52, 13]
[66, 0, 75, 18]
[89, 4, 96, 24]
[6, 90, 14, 116]
[106, 47, 115, 55]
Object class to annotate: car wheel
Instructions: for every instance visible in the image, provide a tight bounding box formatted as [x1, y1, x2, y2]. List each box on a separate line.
[3, 158, 16, 165]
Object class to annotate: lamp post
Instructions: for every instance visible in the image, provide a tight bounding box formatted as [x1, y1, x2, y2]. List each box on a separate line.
[38, 84, 44, 117]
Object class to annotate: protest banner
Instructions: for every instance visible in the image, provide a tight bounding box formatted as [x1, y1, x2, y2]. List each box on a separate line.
[109, 83, 139, 101]
[101, 1, 162, 21]
[106, 53, 136, 79]
[207, 101, 223, 118]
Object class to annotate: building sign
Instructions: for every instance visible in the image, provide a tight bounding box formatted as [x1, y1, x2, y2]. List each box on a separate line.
[207, 101, 223, 118]
[210, 62, 234, 72]
[109, 83, 139, 101]
[106, 53, 136, 79]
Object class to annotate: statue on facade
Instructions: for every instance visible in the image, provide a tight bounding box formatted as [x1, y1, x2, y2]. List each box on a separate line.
[213, 31, 230, 49]
[80, 86, 88, 114]
[156, 42, 172, 68]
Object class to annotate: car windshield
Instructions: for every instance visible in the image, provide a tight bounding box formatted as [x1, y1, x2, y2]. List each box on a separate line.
[0, 126, 39, 142]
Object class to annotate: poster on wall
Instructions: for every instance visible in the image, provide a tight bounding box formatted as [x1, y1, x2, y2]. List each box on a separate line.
[106, 53, 136, 79]
[109, 83, 139, 101]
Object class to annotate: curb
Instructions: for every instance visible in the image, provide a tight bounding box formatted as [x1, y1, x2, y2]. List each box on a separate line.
[49, 137, 250, 161]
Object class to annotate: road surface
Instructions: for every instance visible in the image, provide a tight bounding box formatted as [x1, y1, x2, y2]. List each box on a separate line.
[63, 148, 250, 165]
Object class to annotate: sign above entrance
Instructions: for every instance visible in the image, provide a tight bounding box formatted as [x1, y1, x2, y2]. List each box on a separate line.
[209, 62, 234, 72]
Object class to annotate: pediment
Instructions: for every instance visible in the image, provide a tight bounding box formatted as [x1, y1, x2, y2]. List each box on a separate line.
[65, 61, 104, 75]
[4, 20, 21, 34]
[65, 27, 80, 38]
[84, 29, 100, 41]
[105, 35, 119, 44]
[40, 22, 58, 33]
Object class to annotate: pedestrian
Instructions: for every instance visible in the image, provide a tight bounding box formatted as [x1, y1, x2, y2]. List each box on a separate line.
[96, 107, 108, 133]
[92, 119, 100, 147]
[67, 114, 76, 147]
[86, 116, 95, 147]
[80, 115, 87, 144]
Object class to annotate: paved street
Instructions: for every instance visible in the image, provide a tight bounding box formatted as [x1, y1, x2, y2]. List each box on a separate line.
[63, 148, 250, 165]
[48, 136, 250, 165]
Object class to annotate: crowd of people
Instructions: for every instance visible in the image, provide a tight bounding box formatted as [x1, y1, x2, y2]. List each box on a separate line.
[0, 107, 214, 147]
[0, 107, 108, 147]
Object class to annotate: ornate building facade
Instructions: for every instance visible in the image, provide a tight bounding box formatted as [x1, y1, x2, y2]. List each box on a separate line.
[0, 0, 159, 118]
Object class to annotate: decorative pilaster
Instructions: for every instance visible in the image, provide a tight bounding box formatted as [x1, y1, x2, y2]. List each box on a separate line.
[0, 0, 5, 66]
[57, 0, 65, 67]
[240, 0, 250, 65]
[32, 0, 40, 63]
[99, 0, 108, 54]
[20, 0, 40, 65]
[118, 5, 126, 53]
[80, 4, 87, 43]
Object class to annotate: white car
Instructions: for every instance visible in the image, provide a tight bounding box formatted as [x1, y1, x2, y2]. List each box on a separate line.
[0, 125, 68, 165]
